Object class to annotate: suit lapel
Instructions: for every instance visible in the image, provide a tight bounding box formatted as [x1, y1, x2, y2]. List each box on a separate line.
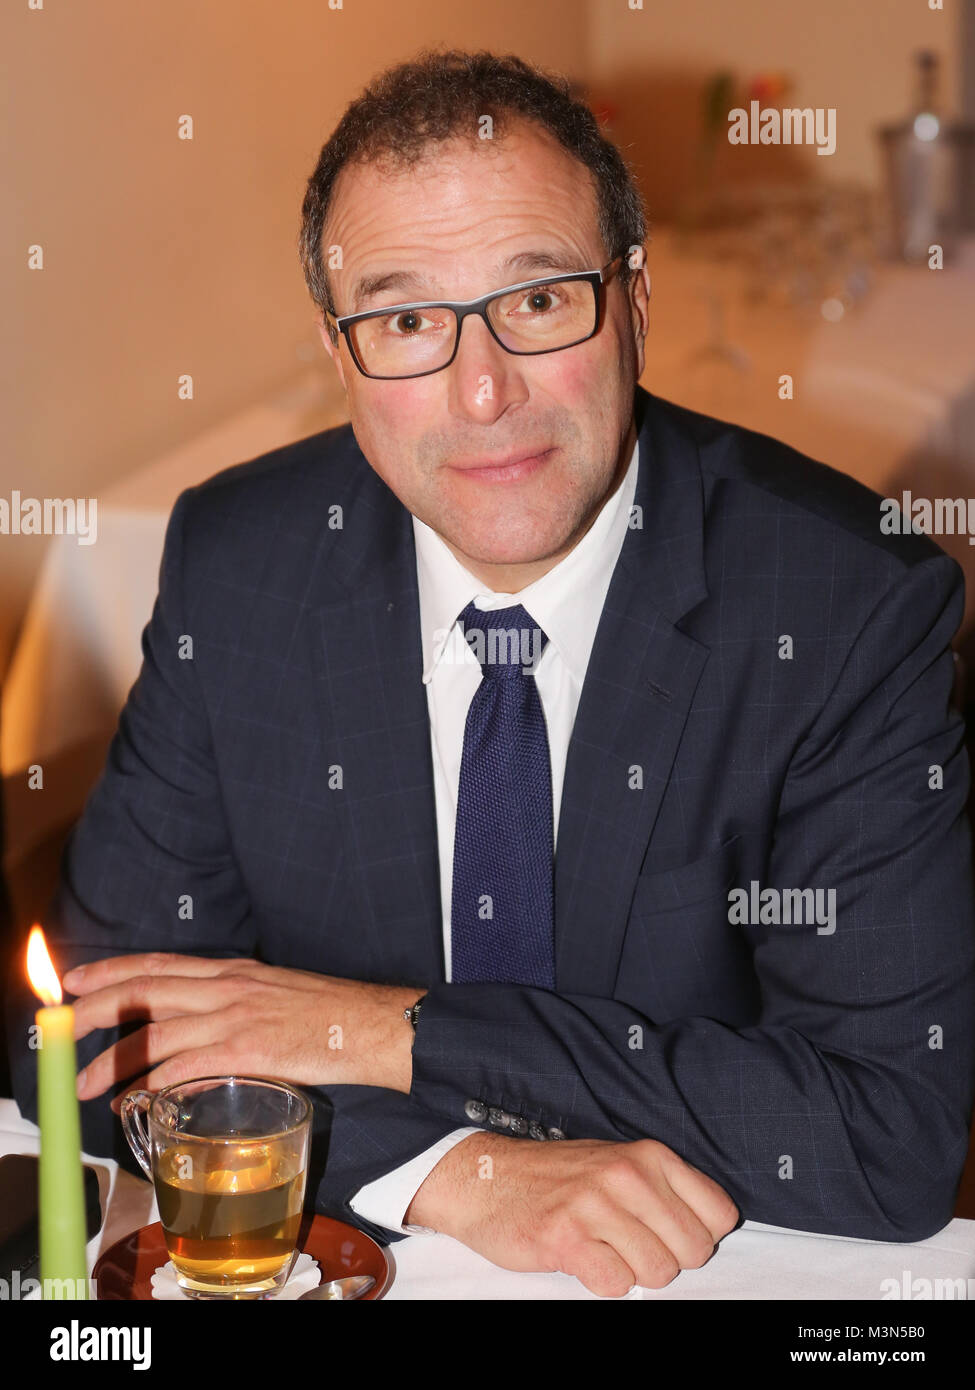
[553, 388, 711, 995]
[309, 439, 445, 986]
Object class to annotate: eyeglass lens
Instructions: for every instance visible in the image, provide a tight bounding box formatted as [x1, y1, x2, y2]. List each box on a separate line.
[348, 278, 597, 377]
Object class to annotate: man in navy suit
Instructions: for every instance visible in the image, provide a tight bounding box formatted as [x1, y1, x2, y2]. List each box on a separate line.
[7, 50, 975, 1297]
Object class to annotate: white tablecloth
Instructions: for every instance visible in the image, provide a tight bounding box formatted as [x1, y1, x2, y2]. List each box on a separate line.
[4, 1098, 973, 1301]
[641, 233, 975, 496]
[1, 368, 349, 780]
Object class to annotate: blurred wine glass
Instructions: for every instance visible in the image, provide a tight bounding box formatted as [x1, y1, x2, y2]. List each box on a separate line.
[676, 178, 884, 389]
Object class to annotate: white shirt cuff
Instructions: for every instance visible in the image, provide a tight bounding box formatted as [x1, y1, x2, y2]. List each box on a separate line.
[348, 1127, 481, 1235]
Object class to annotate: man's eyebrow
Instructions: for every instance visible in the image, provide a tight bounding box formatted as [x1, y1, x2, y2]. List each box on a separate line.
[348, 270, 428, 312]
[346, 250, 593, 313]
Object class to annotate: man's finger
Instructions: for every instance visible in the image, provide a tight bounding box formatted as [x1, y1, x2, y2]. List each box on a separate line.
[79, 1011, 228, 1100]
[108, 1046, 231, 1114]
[659, 1151, 740, 1243]
[63, 952, 254, 994]
[62, 953, 332, 995]
[72, 975, 243, 1039]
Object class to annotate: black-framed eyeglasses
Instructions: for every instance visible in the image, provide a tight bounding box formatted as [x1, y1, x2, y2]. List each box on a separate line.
[323, 256, 623, 380]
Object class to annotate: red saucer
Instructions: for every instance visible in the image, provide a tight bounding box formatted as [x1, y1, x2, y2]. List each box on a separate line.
[91, 1212, 391, 1300]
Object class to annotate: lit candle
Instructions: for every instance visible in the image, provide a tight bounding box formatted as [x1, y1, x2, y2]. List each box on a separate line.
[26, 925, 88, 1299]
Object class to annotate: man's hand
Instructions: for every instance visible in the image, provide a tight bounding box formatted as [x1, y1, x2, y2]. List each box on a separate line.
[62, 953, 419, 1107]
[405, 1132, 739, 1297]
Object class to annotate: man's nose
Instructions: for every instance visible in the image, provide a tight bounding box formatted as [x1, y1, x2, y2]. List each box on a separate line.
[445, 312, 529, 422]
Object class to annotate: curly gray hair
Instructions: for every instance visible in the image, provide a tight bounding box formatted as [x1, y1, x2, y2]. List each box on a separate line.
[298, 47, 648, 320]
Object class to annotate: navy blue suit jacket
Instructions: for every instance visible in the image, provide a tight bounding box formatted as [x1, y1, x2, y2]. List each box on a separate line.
[8, 385, 975, 1246]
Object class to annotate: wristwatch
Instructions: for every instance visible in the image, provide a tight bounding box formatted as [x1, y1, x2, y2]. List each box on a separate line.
[403, 995, 425, 1031]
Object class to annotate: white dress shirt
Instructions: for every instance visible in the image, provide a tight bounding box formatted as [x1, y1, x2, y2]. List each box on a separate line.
[348, 436, 640, 1234]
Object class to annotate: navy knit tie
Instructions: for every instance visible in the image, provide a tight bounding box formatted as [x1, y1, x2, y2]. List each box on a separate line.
[450, 601, 556, 988]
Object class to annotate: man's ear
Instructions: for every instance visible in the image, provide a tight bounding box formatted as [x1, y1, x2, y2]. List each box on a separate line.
[628, 262, 650, 380]
[317, 314, 348, 392]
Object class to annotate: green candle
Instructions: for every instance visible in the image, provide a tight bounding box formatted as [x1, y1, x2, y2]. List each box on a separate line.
[28, 926, 88, 1300]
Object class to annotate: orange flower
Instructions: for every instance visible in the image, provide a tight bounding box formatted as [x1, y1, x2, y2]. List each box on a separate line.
[747, 73, 791, 104]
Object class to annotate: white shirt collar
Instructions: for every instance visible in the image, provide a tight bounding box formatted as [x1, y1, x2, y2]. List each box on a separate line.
[413, 436, 640, 685]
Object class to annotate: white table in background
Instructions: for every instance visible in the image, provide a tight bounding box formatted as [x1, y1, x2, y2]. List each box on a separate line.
[1, 369, 348, 780]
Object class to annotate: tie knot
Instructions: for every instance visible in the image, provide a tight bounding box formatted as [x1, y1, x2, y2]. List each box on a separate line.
[457, 601, 548, 678]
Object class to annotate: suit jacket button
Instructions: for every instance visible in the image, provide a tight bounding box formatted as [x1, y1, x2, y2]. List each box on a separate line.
[464, 1099, 488, 1122]
[547, 1126, 566, 1141]
[488, 1107, 509, 1128]
[528, 1121, 547, 1141]
[508, 1115, 528, 1136]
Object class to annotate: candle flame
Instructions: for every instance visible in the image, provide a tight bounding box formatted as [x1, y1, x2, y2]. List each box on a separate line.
[26, 925, 63, 1006]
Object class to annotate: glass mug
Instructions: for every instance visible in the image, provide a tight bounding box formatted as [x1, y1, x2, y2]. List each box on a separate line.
[121, 1076, 312, 1299]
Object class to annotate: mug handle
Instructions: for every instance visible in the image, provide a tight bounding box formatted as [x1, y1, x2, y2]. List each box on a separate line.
[119, 1090, 154, 1180]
